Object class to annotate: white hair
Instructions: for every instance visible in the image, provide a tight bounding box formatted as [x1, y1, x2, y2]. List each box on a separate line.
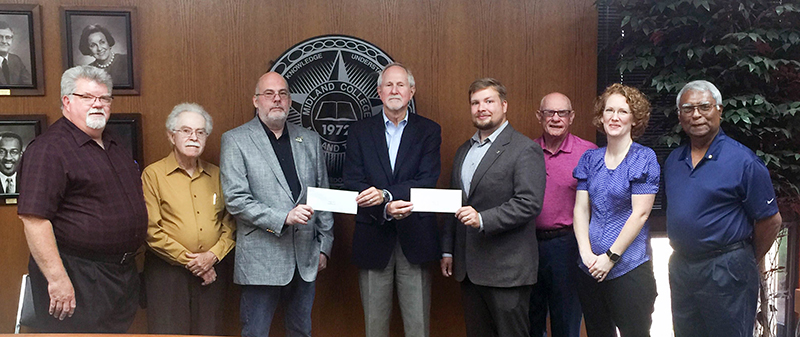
[676, 80, 723, 108]
[166, 102, 213, 135]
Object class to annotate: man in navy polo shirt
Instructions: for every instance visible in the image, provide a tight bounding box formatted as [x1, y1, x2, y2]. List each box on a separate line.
[665, 80, 782, 336]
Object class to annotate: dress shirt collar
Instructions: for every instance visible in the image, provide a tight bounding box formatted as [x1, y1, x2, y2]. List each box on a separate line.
[536, 133, 576, 155]
[470, 120, 509, 146]
[164, 150, 208, 178]
[382, 109, 409, 128]
[678, 129, 727, 167]
[60, 117, 117, 148]
[259, 119, 290, 141]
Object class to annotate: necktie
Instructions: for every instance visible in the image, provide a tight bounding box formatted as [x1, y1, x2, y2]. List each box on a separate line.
[1, 58, 9, 84]
[5, 177, 13, 193]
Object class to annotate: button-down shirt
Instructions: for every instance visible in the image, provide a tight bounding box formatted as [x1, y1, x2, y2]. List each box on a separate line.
[142, 152, 236, 266]
[574, 142, 660, 279]
[462, 121, 509, 196]
[383, 110, 409, 171]
[261, 121, 301, 201]
[665, 129, 778, 255]
[533, 133, 597, 231]
[17, 117, 147, 254]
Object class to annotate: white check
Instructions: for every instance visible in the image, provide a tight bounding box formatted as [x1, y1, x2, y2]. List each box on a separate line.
[306, 187, 358, 214]
[410, 188, 462, 213]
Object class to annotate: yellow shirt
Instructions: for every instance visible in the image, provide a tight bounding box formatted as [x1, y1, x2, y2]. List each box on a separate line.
[142, 152, 235, 266]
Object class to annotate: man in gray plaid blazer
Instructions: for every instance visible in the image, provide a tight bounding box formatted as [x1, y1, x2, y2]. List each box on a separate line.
[221, 72, 334, 337]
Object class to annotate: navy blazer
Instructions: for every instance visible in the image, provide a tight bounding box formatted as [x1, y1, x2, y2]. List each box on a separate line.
[343, 112, 442, 269]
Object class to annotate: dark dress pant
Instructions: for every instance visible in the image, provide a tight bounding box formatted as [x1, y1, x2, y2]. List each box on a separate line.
[461, 276, 533, 337]
[240, 269, 316, 337]
[529, 233, 583, 337]
[669, 244, 758, 337]
[144, 250, 231, 335]
[28, 253, 139, 333]
[576, 260, 657, 337]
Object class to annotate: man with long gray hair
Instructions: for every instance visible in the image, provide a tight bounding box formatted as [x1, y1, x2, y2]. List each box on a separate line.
[17, 65, 147, 332]
[142, 102, 235, 334]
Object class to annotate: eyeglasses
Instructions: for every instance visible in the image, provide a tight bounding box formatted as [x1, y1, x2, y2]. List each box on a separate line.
[0, 149, 20, 157]
[172, 127, 208, 139]
[255, 90, 289, 101]
[679, 103, 717, 115]
[539, 109, 573, 118]
[70, 93, 114, 105]
[603, 108, 630, 116]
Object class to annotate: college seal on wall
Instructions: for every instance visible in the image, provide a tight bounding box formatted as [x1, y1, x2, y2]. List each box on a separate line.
[270, 35, 414, 188]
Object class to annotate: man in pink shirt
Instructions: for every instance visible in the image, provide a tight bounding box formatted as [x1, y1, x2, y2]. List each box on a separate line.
[529, 92, 596, 337]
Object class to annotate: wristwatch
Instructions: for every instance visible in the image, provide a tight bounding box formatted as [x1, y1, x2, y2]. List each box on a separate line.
[606, 249, 621, 263]
[382, 189, 391, 203]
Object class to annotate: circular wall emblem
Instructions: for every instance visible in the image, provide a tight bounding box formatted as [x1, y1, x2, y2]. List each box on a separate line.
[271, 35, 415, 188]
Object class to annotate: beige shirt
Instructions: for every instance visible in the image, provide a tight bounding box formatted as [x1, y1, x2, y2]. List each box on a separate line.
[142, 152, 235, 266]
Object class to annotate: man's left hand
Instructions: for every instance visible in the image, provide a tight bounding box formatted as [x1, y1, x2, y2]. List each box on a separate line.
[387, 200, 413, 220]
[199, 267, 217, 286]
[318, 253, 328, 272]
[455, 206, 480, 229]
[186, 251, 218, 277]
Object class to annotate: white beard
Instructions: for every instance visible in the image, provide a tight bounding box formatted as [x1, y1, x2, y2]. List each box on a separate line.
[86, 108, 107, 130]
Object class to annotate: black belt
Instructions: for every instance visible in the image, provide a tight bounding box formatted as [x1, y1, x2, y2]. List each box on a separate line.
[678, 240, 749, 261]
[536, 226, 574, 241]
[59, 246, 139, 265]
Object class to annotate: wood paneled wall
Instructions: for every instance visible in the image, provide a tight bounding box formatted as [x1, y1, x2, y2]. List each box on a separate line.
[0, 0, 597, 335]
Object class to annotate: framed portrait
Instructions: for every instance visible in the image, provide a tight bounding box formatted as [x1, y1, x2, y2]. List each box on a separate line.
[61, 7, 139, 95]
[0, 4, 44, 96]
[106, 113, 144, 171]
[0, 115, 46, 204]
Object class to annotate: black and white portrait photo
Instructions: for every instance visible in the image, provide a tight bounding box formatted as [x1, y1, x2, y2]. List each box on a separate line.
[0, 4, 44, 94]
[62, 7, 138, 94]
[0, 115, 46, 200]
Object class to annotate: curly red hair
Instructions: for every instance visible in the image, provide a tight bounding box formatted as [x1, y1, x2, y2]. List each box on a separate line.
[592, 83, 651, 139]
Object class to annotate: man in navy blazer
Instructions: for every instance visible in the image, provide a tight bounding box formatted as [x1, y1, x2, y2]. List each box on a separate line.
[0, 21, 32, 87]
[343, 63, 441, 337]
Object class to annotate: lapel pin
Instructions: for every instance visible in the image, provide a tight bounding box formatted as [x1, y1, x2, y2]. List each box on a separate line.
[496, 150, 500, 154]
[295, 136, 303, 143]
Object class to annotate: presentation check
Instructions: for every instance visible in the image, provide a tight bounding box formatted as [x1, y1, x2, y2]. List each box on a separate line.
[306, 187, 358, 214]
[410, 188, 462, 213]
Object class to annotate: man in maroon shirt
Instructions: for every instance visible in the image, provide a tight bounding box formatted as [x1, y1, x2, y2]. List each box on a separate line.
[529, 92, 596, 337]
[17, 65, 147, 333]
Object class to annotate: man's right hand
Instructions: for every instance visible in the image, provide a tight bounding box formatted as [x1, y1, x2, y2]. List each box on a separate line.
[48, 276, 76, 320]
[440, 256, 453, 277]
[285, 204, 315, 225]
[355, 187, 384, 207]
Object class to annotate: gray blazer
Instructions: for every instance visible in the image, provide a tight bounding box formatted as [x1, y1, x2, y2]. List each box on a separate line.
[442, 124, 545, 287]
[220, 118, 334, 286]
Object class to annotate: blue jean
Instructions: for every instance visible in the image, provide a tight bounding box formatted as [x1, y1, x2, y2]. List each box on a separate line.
[669, 244, 758, 337]
[240, 270, 316, 337]
[529, 233, 583, 337]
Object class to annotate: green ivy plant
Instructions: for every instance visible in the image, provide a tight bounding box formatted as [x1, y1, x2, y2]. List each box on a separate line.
[607, 0, 800, 202]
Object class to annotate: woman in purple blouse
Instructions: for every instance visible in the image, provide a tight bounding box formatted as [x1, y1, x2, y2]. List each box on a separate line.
[573, 83, 659, 337]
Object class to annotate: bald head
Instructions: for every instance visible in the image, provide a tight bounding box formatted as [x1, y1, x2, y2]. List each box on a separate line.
[539, 92, 573, 111]
[253, 72, 291, 128]
[536, 92, 575, 139]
